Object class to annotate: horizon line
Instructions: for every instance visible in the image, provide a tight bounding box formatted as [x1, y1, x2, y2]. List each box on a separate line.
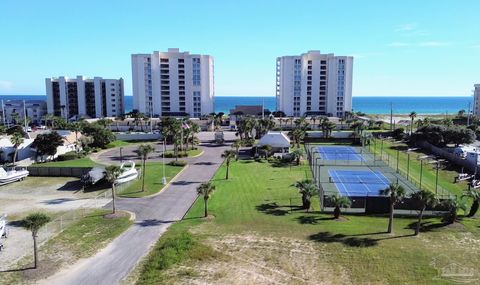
[0, 94, 473, 98]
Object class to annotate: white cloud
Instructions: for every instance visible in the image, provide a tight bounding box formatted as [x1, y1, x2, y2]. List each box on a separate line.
[394, 23, 429, 37]
[0, 80, 13, 91]
[395, 23, 417, 32]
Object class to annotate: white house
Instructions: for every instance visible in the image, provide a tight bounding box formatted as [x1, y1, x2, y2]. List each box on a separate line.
[31, 130, 82, 161]
[257, 131, 291, 153]
[0, 136, 35, 164]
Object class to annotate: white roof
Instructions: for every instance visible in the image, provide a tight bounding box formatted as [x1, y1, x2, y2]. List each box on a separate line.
[258, 132, 291, 148]
[0, 136, 34, 149]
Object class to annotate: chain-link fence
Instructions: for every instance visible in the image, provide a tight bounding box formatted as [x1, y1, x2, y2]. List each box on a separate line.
[364, 137, 457, 200]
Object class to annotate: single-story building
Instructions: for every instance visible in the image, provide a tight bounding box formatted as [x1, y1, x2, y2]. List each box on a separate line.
[31, 130, 83, 161]
[0, 136, 35, 163]
[257, 131, 291, 153]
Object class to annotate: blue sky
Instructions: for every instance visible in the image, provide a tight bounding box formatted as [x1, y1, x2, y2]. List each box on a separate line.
[1, 0, 479, 97]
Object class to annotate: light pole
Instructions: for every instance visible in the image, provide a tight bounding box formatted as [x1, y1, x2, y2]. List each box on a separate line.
[119, 147, 123, 163]
[430, 159, 446, 195]
[162, 138, 167, 185]
[420, 159, 423, 190]
[406, 148, 419, 181]
[418, 155, 432, 190]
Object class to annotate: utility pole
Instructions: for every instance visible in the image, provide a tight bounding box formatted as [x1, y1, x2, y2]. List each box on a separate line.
[390, 102, 393, 131]
[467, 101, 471, 126]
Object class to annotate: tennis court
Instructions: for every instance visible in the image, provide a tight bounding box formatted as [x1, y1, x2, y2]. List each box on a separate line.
[328, 169, 390, 197]
[316, 146, 363, 161]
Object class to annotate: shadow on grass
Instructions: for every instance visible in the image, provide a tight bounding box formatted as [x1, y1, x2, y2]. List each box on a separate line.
[0, 266, 35, 273]
[296, 215, 335, 224]
[405, 220, 450, 233]
[256, 202, 304, 216]
[309, 231, 413, 247]
[57, 181, 83, 192]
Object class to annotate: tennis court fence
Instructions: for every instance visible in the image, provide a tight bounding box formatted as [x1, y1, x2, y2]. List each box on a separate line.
[305, 143, 454, 214]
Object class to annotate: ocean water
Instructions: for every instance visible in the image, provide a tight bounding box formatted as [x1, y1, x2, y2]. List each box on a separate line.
[0, 95, 473, 115]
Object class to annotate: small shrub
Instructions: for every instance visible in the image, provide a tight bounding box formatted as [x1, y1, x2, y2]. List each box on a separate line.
[168, 160, 187, 167]
[57, 151, 83, 161]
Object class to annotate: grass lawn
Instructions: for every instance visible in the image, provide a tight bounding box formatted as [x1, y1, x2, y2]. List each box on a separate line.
[30, 157, 97, 168]
[106, 139, 157, 149]
[135, 160, 480, 284]
[117, 162, 184, 198]
[368, 137, 469, 197]
[1, 209, 132, 284]
[164, 148, 203, 158]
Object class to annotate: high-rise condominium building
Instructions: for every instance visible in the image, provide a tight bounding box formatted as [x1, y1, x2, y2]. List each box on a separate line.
[46, 76, 124, 119]
[131, 48, 214, 117]
[276, 50, 353, 117]
[2, 100, 47, 125]
[474, 84, 480, 117]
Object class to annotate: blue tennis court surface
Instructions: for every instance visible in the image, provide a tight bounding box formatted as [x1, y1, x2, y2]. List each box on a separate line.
[316, 146, 363, 161]
[328, 169, 389, 197]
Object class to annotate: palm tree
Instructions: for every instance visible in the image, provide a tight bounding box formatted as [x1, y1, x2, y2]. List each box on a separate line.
[22, 212, 51, 269]
[380, 183, 406, 233]
[69, 122, 83, 155]
[105, 165, 122, 214]
[409, 111, 417, 135]
[136, 144, 155, 192]
[442, 198, 467, 224]
[232, 139, 243, 160]
[293, 179, 317, 211]
[260, 144, 272, 159]
[328, 194, 351, 219]
[189, 122, 201, 150]
[221, 150, 236, 180]
[311, 116, 317, 130]
[462, 188, 480, 217]
[197, 182, 215, 217]
[325, 121, 336, 138]
[10, 132, 24, 166]
[290, 148, 304, 165]
[410, 190, 437, 235]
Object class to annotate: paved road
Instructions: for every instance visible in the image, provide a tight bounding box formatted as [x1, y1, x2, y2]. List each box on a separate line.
[41, 132, 235, 285]
[93, 131, 238, 165]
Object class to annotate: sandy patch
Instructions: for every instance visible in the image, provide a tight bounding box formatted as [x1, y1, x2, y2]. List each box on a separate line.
[163, 233, 351, 285]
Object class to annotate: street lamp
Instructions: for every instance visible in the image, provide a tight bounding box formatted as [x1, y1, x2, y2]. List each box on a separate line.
[119, 147, 123, 163]
[429, 159, 446, 195]
[162, 138, 167, 185]
[406, 148, 419, 181]
[417, 155, 433, 190]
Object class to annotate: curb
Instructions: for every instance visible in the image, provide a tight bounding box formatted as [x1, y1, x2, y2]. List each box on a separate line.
[123, 210, 136, 221]
[189, 150, 205, 158]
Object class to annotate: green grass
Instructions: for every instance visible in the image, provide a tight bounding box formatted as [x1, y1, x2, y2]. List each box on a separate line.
[164, 148, 203, 158]
[106, 139, 157, 149]
[0, 209, 132, 284]
[136, 159, 480, 284]
[117, 162, 184, 198]
[30, 157, 97, 167]
[137, 229, 217, 284]
[45, 209, 132, 258]
[368, 138, 468, 197]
